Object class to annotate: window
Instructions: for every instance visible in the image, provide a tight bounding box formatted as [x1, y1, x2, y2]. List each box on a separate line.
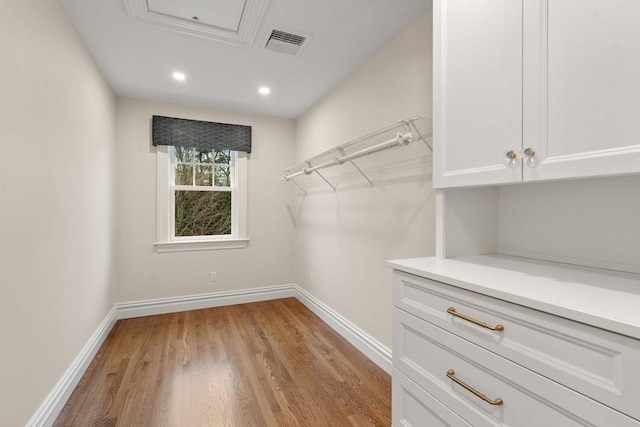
[172, 146, 233, 238]
[155, 146, 248, 252]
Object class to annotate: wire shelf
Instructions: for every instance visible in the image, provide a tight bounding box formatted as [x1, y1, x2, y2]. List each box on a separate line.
[282, 115, 432, 189]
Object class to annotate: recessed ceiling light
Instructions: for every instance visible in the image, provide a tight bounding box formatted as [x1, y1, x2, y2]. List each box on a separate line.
[172, 72, 186, 81]
[258, 86, 270, 95]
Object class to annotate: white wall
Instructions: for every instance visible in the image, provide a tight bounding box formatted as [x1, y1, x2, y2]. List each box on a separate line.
[498, 175, 640, 273]
[114, 98, 296, 302]
[0, 1, 116, 425]
[292, 11, 434, 348]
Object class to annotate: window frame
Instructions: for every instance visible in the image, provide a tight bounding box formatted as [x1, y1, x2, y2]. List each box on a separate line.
[155, 146, 248, 252]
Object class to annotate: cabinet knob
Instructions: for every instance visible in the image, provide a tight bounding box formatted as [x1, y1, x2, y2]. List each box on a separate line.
[522, 147, 539, 168]
[505, 150, 518, 169]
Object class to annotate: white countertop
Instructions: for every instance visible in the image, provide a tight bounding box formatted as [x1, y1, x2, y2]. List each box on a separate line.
[386, 254, 640, 339]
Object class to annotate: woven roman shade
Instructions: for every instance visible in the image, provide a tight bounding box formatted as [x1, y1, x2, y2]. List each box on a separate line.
[152, 115, 252, 153]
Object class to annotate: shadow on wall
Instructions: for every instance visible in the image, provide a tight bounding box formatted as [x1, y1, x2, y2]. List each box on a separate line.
[285, 140, 433, 236]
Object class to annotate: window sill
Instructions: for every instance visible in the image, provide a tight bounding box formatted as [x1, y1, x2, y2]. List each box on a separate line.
[154, 238, 249, 253]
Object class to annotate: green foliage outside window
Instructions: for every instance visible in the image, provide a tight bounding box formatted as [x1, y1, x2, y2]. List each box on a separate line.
[173, 147, 233, 237]
[175, 191, 231, 236]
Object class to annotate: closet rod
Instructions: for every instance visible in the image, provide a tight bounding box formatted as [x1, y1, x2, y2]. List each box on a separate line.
[283, 131, 413, 181]
[340, 131, 412, 163]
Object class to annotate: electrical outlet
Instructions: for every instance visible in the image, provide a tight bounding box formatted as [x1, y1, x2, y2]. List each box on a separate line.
[210, 271, 217, 282]
[309, 272, 314, 285]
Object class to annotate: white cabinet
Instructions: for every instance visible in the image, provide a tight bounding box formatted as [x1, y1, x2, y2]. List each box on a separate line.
[433, 0, 523, 187]
[418, 1, 640, 422]
[523, 0, 640, 182]
[434, 0, 640, 189]
[388, 257, 640, 426]
[393, 368, 471, 427]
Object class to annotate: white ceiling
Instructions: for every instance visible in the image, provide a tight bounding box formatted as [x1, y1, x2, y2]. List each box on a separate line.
[59, 0, 431, 118]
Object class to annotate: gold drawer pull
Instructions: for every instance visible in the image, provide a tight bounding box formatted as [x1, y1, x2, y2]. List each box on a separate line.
[447, 307, 504, 331]
[446, 369, 504, 406]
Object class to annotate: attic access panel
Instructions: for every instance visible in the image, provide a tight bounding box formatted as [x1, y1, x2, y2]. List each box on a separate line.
[124, 0, 268, 46]
[147, 0, 246, 31]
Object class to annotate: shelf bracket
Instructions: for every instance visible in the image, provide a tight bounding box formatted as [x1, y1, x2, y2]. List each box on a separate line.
[288, 176, 307, 195]
[338, 148, 373, 185]
[303, 161, 335, 191]
[313, 170, 335, 191]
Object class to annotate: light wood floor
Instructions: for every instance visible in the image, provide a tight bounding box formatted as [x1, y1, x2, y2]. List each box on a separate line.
[54, 298, 391, 426]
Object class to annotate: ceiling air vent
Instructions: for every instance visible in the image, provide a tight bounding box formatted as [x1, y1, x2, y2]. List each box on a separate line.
[264, 29, 308, 55]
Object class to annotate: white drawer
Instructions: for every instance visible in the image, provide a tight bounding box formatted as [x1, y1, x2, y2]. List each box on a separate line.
[393, 368, 471, 427]
[393, 308, 639, 427]
[393, 270, 640, 420]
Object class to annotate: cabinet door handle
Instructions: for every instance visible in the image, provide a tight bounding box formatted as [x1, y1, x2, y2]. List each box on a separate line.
[521, 147, 539, 168]
[447, 307, 504, 331]
[504, 150, 518, 169]
[446, 369, 504, 406]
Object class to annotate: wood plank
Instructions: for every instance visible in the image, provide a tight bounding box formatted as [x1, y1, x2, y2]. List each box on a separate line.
[54, 298, 391, 426]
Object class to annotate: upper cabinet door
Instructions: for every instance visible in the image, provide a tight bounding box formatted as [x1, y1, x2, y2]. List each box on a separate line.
[523, 0, 640, 181]
[433, 0, 523, 189]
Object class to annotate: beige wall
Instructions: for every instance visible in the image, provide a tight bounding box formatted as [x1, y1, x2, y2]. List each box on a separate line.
[292, 11, 434, 347]
[0, 3, 430, 424]
[0, 1, 116, 425]
[114, 98, 296, 302]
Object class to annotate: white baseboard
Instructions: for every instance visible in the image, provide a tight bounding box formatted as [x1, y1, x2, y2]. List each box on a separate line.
[26, 306, 119, 427]
[115, 284, 296, 319]
[294, 286, 392, 374]
[28, 284, 391, 426]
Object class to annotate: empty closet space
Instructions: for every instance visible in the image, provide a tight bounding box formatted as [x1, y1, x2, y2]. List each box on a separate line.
[54, 299, 391, 427]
